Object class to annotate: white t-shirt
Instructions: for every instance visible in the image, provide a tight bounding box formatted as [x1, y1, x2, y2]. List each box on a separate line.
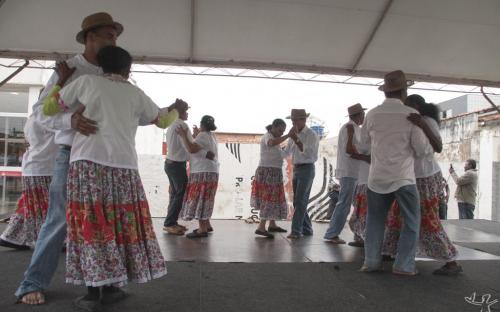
[414, 116, 442, 178]
[165, 119, 192, 162]
[335, 120, 361, 179]
[59, 74, 159, 170]
[33, 54, 102, 146]
[22, 116, 59, 176]
[258, 132, 285, 168]
[189, 132, 219, 173]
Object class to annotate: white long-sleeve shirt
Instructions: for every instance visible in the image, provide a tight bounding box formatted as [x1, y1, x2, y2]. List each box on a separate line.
[21, 116, 58, 176]
[335, 120, 361, 179]
[359, 98, 433, 194]
[283, 126, 319, 165]
[33, 54, 102, 146]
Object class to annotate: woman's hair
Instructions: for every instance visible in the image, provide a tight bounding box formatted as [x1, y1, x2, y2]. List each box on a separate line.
[265, 118, 286, 132]
[406, 94, 441, 125]
[96, 46, 132, 74]
[201, 115, 217, 131]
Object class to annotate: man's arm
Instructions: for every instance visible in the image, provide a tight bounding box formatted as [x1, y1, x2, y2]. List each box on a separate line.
[451, 170, 476, 186]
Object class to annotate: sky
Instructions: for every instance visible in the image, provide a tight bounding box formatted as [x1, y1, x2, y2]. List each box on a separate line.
[132, 71, 469, 138]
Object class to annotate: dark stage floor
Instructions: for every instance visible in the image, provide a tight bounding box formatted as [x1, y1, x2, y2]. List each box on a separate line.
[1, 219, 500, 312]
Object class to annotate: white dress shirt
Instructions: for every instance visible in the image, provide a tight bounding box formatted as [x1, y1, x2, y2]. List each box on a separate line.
[189, 132, 219, 173]
[258, 132, 285, 168]
[21, 116, 59, 176]
[360, 98, 433, 194]
[335, 120, 361, 179]
[33, 54, 102, 146]
[414, 116, 442, 178]
[165, 119, 192, 162]
[58, 75, 159, 170]
[283, 126, 319, 165]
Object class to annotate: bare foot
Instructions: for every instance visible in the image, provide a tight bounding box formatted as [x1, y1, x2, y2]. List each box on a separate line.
[20, 291, 45, 305]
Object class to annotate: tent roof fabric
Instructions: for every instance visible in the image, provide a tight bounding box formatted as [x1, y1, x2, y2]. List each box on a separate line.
[1, 0, 499, 87]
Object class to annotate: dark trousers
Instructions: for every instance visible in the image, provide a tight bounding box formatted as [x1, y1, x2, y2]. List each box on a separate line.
[438, 199, 448, 220]
[164, 160, 188, 227]
[458, 202, 475, 219]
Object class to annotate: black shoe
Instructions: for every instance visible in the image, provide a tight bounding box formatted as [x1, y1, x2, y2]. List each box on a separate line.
[255, 229, 274, 238]
[302, 232, 313, 236]
[186, 231, 208, 238]
[348, 241, 364, 248]
[268, 226, 287, 233]
[73, 296, 101, 312]
[101, 287, 128, 305]
[433, 263, 463, 276]
[0, 238, 29, 250]
[382, 255, 395, 262]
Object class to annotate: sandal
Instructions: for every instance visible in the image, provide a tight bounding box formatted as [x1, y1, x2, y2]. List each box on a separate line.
[392, 269, 418, 276]
[73, 295, 101, 312]
[255, 229, 274, 238]
[0, 238, 30, 250]
[268, 226, 287, 233]
[433, 263, 463, 276]
[347, 241, 364, 248]
[325, 237, 346, 244]
[17, 291, 45, 305]
[186, 231, 208, 238]
[101, 287, 128, 305]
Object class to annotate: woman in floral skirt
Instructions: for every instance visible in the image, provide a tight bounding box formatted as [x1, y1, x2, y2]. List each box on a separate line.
[176, 115, 219, 238]
[251, 119, 290, 239]
[0, 116, 57, 249]
[383, 94, 461, 275]
[42, 46, 178, 310]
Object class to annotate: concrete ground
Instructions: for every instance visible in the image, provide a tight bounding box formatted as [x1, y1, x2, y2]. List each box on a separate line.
[1, 219, 500, 312]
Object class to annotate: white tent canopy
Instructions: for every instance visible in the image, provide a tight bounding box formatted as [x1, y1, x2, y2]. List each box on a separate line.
[1, 0, 499, 87]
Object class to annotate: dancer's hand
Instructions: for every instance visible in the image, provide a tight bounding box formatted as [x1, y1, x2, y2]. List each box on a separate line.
[55, 61, 76, 87]
[206, 151, 215, 160]
[175, 125, 188, 137]
[71, 105, 98, 136]
[407, 113, 424, 128]
[193, 125, 200, 138]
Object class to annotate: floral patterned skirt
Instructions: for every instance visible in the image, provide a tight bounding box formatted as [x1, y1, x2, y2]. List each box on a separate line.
[66, 160, 167, 287]
[383, 171, 458, 261]
[180, 172, 219, 221]
[348, 184, 368, 241]
[250, 166, 287, 220]
[0, 176, 51, 247]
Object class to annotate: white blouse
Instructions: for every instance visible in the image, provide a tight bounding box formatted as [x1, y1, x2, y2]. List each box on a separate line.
[258, 132, 285, 168]
[189, 132, 219, 174]
[22, 116, 59, 176]
[59, 74, 159, 170]
[413, 116, 442, 178]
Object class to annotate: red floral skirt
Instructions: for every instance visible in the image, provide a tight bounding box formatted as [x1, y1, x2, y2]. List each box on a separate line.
[0, 176, 51, 247]
[383, 171, 457, 261]
[180, 172, 219, 221]
[65, 160, 166, 287]
[250, 166, 287, 220]
[348, 184, 368, 241]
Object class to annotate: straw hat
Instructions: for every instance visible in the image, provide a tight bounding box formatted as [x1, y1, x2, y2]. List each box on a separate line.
[287, 109, 310, 119]
[76, 12, 123, 44]
[378, 70, 414, 92]
[347, 103, 366, 116]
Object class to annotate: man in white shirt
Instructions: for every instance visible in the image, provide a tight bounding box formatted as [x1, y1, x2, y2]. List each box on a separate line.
[360, 70, 432, 275]
[283, 109, 320, 239]
[163, 101, 192, 235]
[15, 12, 123, 305]
[324, 103, 366, 244]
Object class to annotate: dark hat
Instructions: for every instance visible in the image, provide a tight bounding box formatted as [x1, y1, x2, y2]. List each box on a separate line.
[347, 103, 366, 116]
[287, 109, 310, 119]
[378, 70, 414, 92]
[76, 12, 123, 44]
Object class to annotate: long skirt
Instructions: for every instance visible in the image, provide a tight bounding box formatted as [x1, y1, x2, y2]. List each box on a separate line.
[0, 176, 51, 247]
[65, 160, 167, 287]
[250, 166, 287, 220]
[180, 172, 219, 221]
[348, 184, 368, 241]
[382, 171, 458, 261]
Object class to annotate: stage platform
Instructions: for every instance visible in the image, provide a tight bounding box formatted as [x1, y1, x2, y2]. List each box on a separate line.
[1, 219, 499, 312]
